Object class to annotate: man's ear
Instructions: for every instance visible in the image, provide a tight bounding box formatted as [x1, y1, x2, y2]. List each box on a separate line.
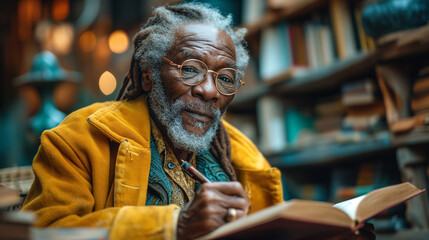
[141, 72, 152, 92]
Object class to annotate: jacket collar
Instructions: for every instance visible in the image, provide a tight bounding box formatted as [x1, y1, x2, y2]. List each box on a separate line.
[86, 96, 270, 172]
[87, 96, 151, 149]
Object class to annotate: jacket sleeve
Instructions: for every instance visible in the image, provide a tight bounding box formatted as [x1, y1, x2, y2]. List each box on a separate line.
[22, 129, 180, 240]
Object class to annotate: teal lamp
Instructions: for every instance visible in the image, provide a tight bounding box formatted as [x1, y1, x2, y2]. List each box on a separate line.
[15, 51, 81, 137]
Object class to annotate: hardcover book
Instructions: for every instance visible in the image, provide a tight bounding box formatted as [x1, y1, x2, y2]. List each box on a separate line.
[198, 182, 424, 240]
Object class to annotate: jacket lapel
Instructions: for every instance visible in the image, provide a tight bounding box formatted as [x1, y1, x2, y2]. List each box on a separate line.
[87, 97, 152, 206]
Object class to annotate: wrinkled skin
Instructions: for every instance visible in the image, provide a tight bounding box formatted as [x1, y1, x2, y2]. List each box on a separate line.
[177, 182, 250, 240]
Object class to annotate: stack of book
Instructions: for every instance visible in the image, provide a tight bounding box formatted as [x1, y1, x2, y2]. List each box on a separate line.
[314, 97, 345, 135]
[411, 65, 429, 116]
[341, 78, 385, 132]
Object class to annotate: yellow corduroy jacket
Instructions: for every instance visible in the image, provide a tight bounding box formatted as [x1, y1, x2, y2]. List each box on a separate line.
[22, 96, 284, 240]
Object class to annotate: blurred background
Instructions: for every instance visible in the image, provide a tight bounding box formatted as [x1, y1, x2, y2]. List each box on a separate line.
[1, 0, 429, 237]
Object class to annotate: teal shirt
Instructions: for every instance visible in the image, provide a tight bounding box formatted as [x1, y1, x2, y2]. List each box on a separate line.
[195, 150, 231, 191]
[146, 139, 230, 206]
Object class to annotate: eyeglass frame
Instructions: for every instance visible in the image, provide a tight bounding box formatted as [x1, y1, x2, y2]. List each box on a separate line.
[161, 57, 245, 96]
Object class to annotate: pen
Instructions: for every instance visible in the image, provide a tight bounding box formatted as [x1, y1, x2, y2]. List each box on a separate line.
[180, 159, 252, 211]
[179, 159, 211, 184]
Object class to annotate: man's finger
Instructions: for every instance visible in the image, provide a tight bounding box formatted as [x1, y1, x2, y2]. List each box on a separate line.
[216, 193, 249, 209]
[201, 181, 248, 199]
[224, 207, 247, 222]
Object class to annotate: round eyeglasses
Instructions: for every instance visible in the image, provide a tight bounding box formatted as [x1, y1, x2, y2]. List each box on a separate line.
[162, 57, 244, 95]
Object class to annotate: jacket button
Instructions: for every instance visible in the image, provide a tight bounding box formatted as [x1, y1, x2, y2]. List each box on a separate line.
[167, 162, 175, 169]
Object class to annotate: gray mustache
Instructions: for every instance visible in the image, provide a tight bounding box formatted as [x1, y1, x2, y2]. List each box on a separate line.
[173, 99, 221, 119]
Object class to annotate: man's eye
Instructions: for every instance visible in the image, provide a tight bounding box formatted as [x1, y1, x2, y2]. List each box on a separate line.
[218, 75, 234, 83]
[182, 66, 198, 73]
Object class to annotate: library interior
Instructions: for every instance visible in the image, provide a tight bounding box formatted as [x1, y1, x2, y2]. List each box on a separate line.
[1, 0, 429, 239]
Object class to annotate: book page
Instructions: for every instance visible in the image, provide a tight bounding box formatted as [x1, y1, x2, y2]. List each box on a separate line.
[355, 182, 425, 222]
[333, 195, 366, 220]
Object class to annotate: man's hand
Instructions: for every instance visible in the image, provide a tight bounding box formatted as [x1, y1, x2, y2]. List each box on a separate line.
[177, 182, 250, 240]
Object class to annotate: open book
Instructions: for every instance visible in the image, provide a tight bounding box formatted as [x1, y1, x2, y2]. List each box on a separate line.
[198, 182, 425, 240]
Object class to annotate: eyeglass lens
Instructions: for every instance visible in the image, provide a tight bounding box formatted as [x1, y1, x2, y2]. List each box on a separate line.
[180, 59, 242, 95]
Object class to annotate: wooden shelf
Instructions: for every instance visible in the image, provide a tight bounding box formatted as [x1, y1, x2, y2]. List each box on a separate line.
[377, 24, 429, 61]
[378, 40, 429, 62]
[392, 126, 429, 147]
[274, 52, 377, 96]
[242, 0, 328, 36]
[268, 132, 392, 169]
[266, 126, 429, 169]
[241, 0, 328, 35]
[229, 51, 376, 110]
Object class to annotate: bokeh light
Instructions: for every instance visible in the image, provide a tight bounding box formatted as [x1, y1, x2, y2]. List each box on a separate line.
[51, 23, 74, 55]
[54, 82, 78, 112]
[99, 71, 117, 95]
[79, 31, 97, 53]
[108, 30, 129, 54]
[52, 0, 69, 22]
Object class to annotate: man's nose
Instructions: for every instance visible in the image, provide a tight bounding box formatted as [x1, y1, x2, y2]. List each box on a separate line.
[191, 70, 221, 102]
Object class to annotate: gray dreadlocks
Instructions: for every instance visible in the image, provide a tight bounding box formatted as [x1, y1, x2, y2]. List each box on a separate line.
[116, 2, 249, 101]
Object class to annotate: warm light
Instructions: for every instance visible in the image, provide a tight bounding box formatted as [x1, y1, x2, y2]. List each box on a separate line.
[54, 82, 78, 112]
[108, 30, 129, 54]
[94, 36, 111, 67]
[99, 71, 117, 95]
[18, 0, 42, 40]
[79, 31, 97, 52]
[52, 0, 69, 22]
[51, 23, 74, 55]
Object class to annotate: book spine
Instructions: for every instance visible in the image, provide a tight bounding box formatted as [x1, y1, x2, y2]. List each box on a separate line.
[257, 96, 287, 153]
[329, 0, 358, 59]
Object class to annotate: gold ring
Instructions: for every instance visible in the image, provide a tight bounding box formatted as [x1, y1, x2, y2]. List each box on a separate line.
[226, 208, 237, 222]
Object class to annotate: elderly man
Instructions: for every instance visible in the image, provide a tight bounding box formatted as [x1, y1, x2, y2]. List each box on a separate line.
[22, 3, 283, 240]
[22, 3, 374, 240]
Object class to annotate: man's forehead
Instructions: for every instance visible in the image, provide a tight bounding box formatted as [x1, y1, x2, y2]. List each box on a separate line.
[180, 50, 236, 68]
[172, 24, 236, 58]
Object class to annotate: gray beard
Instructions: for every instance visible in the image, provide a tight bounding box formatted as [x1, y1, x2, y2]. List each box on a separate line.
[147, 71, 222, 154]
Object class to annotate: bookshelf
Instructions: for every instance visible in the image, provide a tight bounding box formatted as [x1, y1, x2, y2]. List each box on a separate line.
[268, 131, 392, 168]
[228, 0, 429, 236]
[242, 0, 329, 36]
[229, 51, 377, 111]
